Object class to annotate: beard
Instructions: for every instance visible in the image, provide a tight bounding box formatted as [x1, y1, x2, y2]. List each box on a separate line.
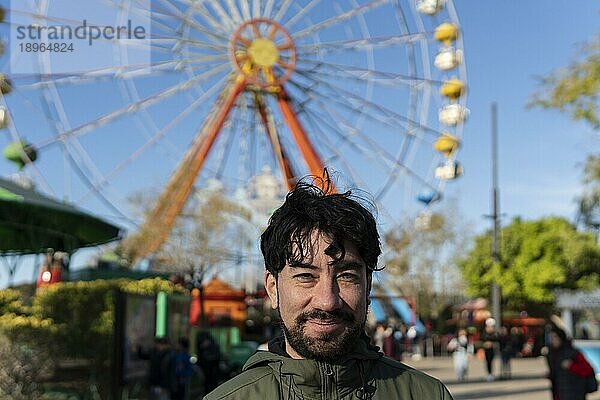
[281, 308, 365, 363]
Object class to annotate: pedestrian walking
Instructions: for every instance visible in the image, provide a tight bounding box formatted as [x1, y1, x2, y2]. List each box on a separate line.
[498, 326, 514, 379]
[546, 327, 596, 400]
[481, 318, 499, 382]
[447, 329, 473, 381]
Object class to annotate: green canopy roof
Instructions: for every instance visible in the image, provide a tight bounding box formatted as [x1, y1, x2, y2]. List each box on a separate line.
[0, 177, 122, 254]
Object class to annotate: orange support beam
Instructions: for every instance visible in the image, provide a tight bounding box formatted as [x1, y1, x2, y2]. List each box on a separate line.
[276, 85, 334, 192]
[131, 77, 247, 262]
[255, 92, 297, 190]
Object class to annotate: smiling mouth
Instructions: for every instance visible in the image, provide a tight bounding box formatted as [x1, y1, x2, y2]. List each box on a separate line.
[307, 319, 345, 330]
[311, 319, 341, 325]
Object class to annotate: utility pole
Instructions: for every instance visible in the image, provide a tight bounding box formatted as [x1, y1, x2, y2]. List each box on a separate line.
[490, 102, 502, 332]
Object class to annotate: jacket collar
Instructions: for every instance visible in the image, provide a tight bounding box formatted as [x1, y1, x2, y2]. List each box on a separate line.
[243, 333, 381, 399]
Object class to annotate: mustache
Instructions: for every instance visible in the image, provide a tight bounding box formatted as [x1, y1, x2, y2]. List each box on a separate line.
[296, 309, 356, 324]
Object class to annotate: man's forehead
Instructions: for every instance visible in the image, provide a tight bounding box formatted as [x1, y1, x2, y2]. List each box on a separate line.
[288, 231, 364, 266]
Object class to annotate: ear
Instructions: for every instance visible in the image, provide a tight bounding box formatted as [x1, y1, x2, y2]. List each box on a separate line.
[264, 271, 278, 309]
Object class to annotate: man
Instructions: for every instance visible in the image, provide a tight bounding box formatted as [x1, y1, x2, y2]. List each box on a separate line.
[205, 179, 453, 399]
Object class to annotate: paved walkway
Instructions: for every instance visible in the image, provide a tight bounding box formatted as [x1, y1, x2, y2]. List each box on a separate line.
[403, 355, 600, 400]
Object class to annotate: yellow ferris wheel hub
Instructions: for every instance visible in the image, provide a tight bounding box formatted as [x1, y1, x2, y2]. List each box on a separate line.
[248, 38, 280, 68]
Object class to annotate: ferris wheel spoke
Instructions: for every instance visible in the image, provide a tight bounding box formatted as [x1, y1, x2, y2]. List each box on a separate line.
[115, 0, 184, 36]
[202, 0, 238, 31]
[213, 108, 242, 181]
[61, 140, 134, 223]
[301, 92, 398, 170]
[177, 0, 233, 38]
[286, 79, 428, 185]
[303, 100, 403, 187]
[296, 59, 436, 87]
[295, 32, 428, 54]
[36, 63, 230, 149]
[156, 5, 232, 45]
[79, 74, 230, 202]
[292, 0, 388, 40]
[299, 104, 371, 192]
[282, 0, 321, 29]
[293, 70, 441, 136]
[306, 97, 435, 195]
[224, 0, 243, 24]
[16, 60, 196, 90]
[262, 0, 275, 20]
[239, 0, 251, 20]
[317, 102, 421, 181]
[37, 75, 137, 216]
[145, 0, 186, 21]
[151, 36, 229, 52]
[69, 140, 111, 194]
[250, 20, 262, 37]
[292, 73, 418, 135]
[182, 54, 231, 66]
[272, 0, 294, 23]
[252, 0, 262, 18]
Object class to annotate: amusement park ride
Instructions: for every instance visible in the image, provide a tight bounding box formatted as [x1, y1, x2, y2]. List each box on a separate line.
[0, 0, 468, 266]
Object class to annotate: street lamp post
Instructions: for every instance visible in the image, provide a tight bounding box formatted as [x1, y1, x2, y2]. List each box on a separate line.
[490, 102, 502, 333]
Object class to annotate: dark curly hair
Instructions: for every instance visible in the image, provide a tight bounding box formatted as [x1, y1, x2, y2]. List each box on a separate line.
[260, 177, 381, 277]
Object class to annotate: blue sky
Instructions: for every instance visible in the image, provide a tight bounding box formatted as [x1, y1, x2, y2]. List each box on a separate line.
[1, 1, 599, 287]
[449, 1, 599, 231]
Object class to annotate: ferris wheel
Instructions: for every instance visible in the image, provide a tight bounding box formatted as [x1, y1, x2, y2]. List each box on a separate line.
[0, 0, 467, 260]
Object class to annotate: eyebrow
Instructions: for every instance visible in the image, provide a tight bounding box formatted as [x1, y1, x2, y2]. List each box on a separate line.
[289, 260, 365, 271]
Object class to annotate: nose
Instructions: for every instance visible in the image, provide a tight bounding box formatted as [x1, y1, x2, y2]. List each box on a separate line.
[312, 278, 342, 311]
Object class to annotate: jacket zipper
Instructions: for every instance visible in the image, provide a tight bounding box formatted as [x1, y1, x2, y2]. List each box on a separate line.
[322, 363, 335, 400]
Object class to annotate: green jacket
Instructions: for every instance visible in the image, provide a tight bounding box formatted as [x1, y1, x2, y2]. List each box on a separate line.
[204, 338, 453, 400]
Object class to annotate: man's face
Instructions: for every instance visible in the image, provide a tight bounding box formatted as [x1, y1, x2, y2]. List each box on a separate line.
[265, 231, 371, 362]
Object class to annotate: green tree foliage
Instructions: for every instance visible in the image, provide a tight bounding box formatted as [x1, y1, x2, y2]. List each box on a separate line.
[0, 288, 26, 315]
[459, 217, 600, 310]
[529, 33, 600, 130]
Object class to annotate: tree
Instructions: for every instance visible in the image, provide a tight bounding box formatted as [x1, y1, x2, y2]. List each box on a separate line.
[529, 33, 600, 130]
[383, 204, 470, 322]
[459, 216, 600, 312]
[577, 154, 600, 233]
[121, 183, 254, 280]
[529, 32, 600, 234]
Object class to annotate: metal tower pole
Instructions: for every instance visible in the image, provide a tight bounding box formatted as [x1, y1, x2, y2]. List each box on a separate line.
[491, 102, 502, 332]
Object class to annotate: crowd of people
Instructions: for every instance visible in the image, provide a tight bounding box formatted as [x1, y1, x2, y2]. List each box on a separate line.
[442, 319, 598, 399]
